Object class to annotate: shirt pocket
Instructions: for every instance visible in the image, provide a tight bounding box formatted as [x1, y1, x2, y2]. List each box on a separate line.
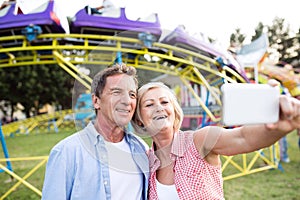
[180, 160, 206, 193]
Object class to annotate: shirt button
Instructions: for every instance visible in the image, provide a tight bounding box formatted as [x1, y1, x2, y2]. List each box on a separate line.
[104, 181, 108, 185]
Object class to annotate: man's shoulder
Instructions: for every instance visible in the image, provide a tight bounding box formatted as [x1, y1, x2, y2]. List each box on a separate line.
[51, 131, 82, 152]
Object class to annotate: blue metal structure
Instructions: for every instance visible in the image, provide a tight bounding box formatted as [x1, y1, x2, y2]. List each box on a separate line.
[21, 24, 42, 42]
[0, 122, 13, 173]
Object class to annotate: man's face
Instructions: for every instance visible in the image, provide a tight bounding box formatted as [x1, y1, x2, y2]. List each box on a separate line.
[97, 74, 137, 127]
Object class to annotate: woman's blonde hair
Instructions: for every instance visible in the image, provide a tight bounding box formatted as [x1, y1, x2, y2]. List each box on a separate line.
[132, 82, 183, 132]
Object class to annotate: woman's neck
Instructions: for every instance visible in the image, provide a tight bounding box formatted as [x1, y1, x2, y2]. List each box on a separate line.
[152, 130, 175, 168]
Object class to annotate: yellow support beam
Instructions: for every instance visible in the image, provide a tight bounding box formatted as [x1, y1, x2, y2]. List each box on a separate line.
[179, 76, 220, 122]
[0, 158, 47, 199]
[1, 110, 73, 137]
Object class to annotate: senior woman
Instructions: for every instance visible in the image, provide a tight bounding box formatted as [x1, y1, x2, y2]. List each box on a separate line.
[132, 81, 300, 200]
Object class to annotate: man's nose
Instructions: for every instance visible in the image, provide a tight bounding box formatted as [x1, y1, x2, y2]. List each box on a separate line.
[121, 93, 131, 105]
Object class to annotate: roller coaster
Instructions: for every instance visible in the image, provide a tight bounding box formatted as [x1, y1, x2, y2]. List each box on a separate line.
[0, 0, 283, 198]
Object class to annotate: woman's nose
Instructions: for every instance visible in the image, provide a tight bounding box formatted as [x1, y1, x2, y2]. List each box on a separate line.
[155, 104, 164, 112]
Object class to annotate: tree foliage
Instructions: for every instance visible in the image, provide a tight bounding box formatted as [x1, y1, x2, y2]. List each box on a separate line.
[251, 22, 265, 41]
[230, 16, 300, 68]
[230, 28, 246, 49]
[0, 64, 73, 118]
[267, 17, 291, 61]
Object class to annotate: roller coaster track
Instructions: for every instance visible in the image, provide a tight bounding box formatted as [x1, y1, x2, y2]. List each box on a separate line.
[0, 33, 279, 199]
[0, 33, 247, 123]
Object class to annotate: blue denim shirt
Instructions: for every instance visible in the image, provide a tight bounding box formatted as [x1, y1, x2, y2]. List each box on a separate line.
[42, 122, 149, 200]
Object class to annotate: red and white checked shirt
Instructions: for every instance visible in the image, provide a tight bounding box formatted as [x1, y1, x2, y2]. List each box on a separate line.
[148, 131, 224, 200]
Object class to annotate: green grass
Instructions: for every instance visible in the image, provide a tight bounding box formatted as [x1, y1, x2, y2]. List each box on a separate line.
[0, 129, 300, 199]
[0, 129, 74, 200]
[224, 130, 300, 200]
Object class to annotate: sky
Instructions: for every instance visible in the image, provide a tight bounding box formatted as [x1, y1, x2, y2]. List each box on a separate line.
[5, 0, 300, 48]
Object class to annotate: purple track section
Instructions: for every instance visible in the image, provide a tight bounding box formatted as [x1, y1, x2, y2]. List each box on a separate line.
[0, 1, 65, 34]
[70, 7, 162, 39]
[161, 26, 250, 82]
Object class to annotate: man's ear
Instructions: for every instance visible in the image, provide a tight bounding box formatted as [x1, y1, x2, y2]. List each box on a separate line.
[92, 94, 101, 110]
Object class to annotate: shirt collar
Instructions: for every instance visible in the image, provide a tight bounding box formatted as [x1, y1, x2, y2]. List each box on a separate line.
[171, 130, 192, 157]
[150, 130, 194, 157]
[86, 121, 104, 145]
[149, 130, 195, 171]
[87, 121, 134, 146]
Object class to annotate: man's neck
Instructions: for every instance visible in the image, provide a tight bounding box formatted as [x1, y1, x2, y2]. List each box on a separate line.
[94, 119, 125, 143]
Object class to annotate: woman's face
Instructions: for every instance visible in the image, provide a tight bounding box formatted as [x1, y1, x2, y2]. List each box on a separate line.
[139, 87, 175, 135]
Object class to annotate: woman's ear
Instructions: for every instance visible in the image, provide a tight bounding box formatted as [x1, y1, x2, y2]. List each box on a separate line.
[137, 120, 147, 131]
[137, 120, 144, 127]
[92, 94, 101, 110]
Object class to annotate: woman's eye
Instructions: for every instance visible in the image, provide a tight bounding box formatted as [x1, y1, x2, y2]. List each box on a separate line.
[162, 101, 169, 105]
[145, 104, 153, 107]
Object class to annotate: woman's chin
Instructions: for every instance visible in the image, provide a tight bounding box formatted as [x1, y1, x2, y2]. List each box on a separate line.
[148, 125, 171, 136]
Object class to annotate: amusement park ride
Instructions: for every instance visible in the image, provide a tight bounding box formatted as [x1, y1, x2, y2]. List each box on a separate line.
[0, 0, 299, 198]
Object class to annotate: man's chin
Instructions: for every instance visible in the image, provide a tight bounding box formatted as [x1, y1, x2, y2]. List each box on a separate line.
[115, 119, 131, 128]
[114, 114, 133, 126]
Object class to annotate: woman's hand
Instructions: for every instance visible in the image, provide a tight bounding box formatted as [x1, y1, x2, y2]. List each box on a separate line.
[265, 79, 300, 132]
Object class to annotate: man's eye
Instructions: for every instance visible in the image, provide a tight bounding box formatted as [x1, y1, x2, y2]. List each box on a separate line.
[130, 93, 137, 99]
[145, 104, 153, 107]
[112, 91, 121, 95]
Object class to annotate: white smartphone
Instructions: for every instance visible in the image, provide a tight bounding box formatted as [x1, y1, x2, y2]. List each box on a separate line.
[221, 83, 280, 126]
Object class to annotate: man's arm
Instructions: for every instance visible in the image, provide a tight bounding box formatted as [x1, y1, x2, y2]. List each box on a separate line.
[41, 148, 71, 200]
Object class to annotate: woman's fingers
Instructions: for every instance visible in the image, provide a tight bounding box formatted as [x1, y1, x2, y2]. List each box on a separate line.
[279, 95, 294, 120]
[267, 79, 280, 87]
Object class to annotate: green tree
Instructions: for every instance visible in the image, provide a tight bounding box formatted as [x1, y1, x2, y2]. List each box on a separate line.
[229, 28, 246, 49]
[0, 64, 73, 118]
[247, 17, 300, 67]
[290, 28, 300, 67]
[279, 28, 300, 67]
[266, 17, 291, 61]
[251, 22, 265, 41]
